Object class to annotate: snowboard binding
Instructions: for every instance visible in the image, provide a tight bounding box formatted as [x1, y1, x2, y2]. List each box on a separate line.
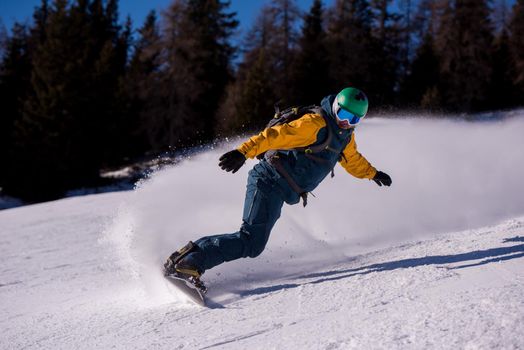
[164, 241, 207, 294]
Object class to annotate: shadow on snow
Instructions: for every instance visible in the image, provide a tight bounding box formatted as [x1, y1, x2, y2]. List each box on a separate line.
[235, 239, 524, 298]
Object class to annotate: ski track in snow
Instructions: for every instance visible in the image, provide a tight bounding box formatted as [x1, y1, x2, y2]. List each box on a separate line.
[1, 114, 524, 349]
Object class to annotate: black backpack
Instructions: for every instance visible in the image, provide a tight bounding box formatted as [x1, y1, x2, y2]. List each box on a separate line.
[257, 104, 334, 160]
[258, 104, 336, 207]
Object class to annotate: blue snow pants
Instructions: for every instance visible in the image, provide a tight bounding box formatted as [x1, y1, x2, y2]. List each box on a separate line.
[180, 164, 285, 273]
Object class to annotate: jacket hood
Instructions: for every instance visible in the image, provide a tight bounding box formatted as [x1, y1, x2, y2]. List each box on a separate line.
[321, 94, 337, 120]
[321, 94, 356, 134]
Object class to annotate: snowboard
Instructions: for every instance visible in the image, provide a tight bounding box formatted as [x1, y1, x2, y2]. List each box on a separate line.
[165, 274, 207, 307]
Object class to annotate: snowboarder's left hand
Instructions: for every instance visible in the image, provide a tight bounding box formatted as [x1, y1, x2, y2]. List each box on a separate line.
[373, 171, 392, 187]
[219, 150, 246, 173]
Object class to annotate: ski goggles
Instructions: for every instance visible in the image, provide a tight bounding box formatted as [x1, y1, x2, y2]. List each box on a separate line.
[335, 106, 361, 125]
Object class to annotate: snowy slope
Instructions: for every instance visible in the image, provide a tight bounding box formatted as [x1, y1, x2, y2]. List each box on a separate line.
[1, 114, 524, 349]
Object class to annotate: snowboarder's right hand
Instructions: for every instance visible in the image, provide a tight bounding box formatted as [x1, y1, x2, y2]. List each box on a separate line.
[219, 150, 246, 173]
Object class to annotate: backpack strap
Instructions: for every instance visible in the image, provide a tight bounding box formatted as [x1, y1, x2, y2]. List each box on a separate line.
[295, 107, 337, 155]
[263, 106, 338, 207]
[266, 152, 309, 207]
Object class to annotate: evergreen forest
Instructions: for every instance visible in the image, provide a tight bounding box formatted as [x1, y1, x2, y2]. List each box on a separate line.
[1, 0, 523, 202]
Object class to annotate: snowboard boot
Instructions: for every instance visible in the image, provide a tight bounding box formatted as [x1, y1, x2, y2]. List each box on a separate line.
[164, 241, 207, 293]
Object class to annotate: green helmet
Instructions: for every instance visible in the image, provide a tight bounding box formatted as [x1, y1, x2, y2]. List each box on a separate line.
[335, 87, 369, 118]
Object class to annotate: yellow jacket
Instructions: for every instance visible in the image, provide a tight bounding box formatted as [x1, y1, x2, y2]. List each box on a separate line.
[237, 113, 377, 179]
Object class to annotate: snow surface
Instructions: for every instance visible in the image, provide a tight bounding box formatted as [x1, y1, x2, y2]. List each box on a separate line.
[1, 115, 524, 349]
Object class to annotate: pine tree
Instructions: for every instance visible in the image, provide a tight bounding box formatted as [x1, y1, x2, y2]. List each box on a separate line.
[217, 7, 278, 134]
[4, 0, 130, 201]
[370, 0, 403, 105]
[85, 0, 131, 165]
[401, 0, 441, 108]
[290, 0, 332, 105]
[124, 10, 163, 153]
[493, 0, 511, 34]
[268, 0, 301, 103]
[0, 24, 6, 55]
[216, 1, 300, 134]
[29, 0, 49, 49]
[399, 0, 414, 64]
[436, 0, 494, 111]
[371, 0, 393, 45]
[488, 28, 515, 109]
[106, 16, 133, 160]
[6, 0, 73, 200]
[509, 0, 524, 103]
[219, 49, 276, 134]
[160, 0, 238, 148]
[0, 24, 31, 187]
[402, 32, 440, 108]
[326, 0, 376, 98]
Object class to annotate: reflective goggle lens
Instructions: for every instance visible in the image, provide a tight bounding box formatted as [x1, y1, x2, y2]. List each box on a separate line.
[336, 107, 361, 125]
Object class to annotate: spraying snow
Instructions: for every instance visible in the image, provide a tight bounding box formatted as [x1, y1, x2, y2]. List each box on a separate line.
[103, 113, 524, 304]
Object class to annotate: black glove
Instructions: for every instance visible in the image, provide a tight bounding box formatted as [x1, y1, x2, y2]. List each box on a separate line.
[219, 150, 246, 173]
[373, 171, 392, 187]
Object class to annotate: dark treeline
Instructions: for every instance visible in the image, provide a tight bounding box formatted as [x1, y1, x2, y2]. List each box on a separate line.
[0, 0, 523, 202]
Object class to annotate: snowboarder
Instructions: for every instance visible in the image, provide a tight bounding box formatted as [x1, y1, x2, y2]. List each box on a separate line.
[164, 87, 392, 291]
